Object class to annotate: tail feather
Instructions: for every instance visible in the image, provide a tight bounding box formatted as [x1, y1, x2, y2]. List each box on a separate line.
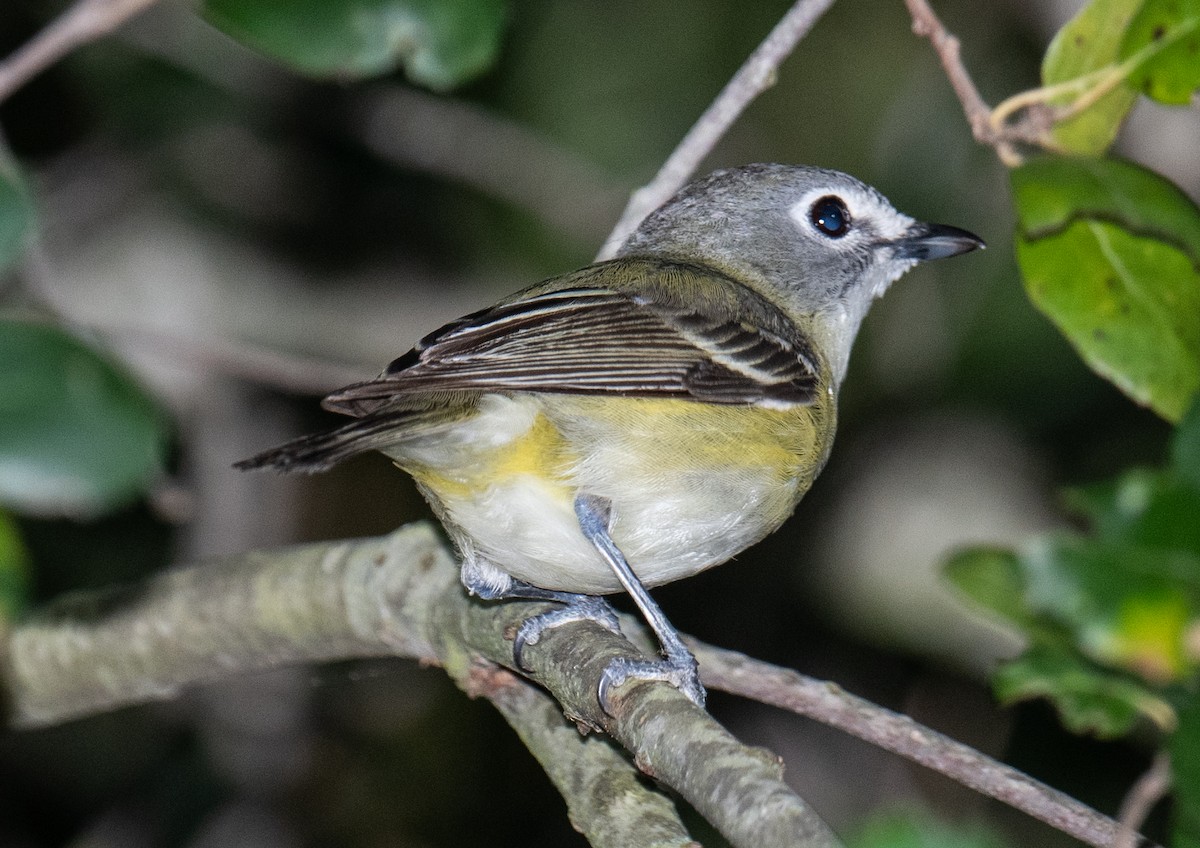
[234, 412, 411, 473]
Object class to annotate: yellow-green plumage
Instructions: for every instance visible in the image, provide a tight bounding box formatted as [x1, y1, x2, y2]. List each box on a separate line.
[289, 252, 840, 596]
[396, 390, 834, 594]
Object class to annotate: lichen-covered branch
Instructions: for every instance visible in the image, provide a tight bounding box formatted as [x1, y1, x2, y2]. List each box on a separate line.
[1, 525, 840, 848]
[2, 526, 453, 726]
[461, 663, 698, 848]
[431, 590, 843, 848]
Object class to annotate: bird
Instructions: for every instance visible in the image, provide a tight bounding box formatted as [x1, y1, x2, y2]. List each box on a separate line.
[237, 163, 984, 710]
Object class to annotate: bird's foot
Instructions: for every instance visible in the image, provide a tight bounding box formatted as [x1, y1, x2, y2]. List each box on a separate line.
[598, 647, 705, 713]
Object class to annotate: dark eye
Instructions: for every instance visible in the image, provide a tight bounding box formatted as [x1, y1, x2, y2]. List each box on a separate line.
[810, 196, 851, 238]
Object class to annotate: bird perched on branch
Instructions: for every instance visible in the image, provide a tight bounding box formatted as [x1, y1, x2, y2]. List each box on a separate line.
[238, 163, 983, 709]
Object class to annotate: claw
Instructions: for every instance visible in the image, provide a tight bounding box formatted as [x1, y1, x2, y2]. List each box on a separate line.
[512, 595, 622, 671]
[597, 654, 706, 714]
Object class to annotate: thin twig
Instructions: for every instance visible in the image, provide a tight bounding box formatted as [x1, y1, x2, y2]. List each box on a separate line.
[696, 644, 1160, 848]
[901, 0, 1047, 166]
[0, 0, 162, 104]
[901, 0, 1011, 153]
[1113, 752, 1171, 848]
[903, 0, 993, 138]
[595, 0, 837, 260]
[906, 0, 1200, 168]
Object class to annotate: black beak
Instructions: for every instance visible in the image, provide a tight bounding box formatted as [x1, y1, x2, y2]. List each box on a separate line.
[894, 222, 985, 262]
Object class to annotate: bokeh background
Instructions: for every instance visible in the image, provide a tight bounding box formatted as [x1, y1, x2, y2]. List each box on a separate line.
[2, 0, 1196, 845]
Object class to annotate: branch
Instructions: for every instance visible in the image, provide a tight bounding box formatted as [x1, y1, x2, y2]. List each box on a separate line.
[436, 595, 843, 848]
[461, 664, 698, 848]
[696, 645, 1160, 848]
[0, 0, 162, 104]
[1114, 752, 1171, 848]
[1, 525, 839, 848]
[1, 527, 449, 726]
[595, 0, 837, 260]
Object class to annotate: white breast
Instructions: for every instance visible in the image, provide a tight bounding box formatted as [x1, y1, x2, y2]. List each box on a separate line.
[398, 393, 810, 595]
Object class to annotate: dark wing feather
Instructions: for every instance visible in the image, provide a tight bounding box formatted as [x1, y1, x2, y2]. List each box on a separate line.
[324, 259, 822, 417]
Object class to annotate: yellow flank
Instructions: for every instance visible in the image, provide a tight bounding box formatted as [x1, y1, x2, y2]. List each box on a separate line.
[558, 395, 826, 479]
[489, 411, 573, 479]
[394, 390, 835, 591]
[404, 407, 576, 501]
[404, 392, 832, 509]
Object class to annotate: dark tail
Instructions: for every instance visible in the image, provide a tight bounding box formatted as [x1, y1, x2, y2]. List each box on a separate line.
[234, 412, 411, 473]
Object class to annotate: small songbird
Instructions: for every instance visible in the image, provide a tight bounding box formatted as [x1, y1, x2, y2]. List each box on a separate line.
[237, 163, 983, 709]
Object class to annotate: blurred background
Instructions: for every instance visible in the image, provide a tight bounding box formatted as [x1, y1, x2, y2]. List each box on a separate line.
[1, 0, 1194, 845]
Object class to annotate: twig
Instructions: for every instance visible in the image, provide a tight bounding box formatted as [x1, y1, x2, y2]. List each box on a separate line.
[595, 0, 837, 260]
[903, 0, 993, 140]
[902, 0, 1062, 166]
[1113, 752, 1171, 848]
[0, 0, 162, 104]
[696, 645, 1160, 848]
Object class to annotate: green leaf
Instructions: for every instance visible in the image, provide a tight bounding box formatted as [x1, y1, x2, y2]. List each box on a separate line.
[0, 510, 30, 621]
[202, 0, 508, 90]
[994, 645, 1174, 736]
[1038, 0, 1200, 152]
[1064, 469, 1200, 553]
[0, 320, 169, 518]
[1013, 156, 1200, 258]
[0, 149, 35, 273]
[1023, 534, 1200, 681]
[1121, 0, 1200, 104]
[1174, 697, 1200, 848]
[944, 547, 1033, 628]
[1013, 157, 1200, 422]
[1041, 0, 1144, 154]
[948, 390, 1200, 738]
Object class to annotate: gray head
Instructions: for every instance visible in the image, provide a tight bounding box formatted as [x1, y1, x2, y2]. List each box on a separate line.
[617, 163, 983, 385]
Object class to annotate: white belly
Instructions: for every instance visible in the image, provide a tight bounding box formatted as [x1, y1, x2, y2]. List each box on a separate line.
[394, 393, 828, 594]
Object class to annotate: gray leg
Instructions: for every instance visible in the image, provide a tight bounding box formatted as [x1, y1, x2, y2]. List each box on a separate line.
[574, 493, 705, 710]
[460, 554, 621, 671]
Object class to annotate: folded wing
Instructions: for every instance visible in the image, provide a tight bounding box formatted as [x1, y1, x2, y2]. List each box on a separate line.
[325, 259, 822, 417]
